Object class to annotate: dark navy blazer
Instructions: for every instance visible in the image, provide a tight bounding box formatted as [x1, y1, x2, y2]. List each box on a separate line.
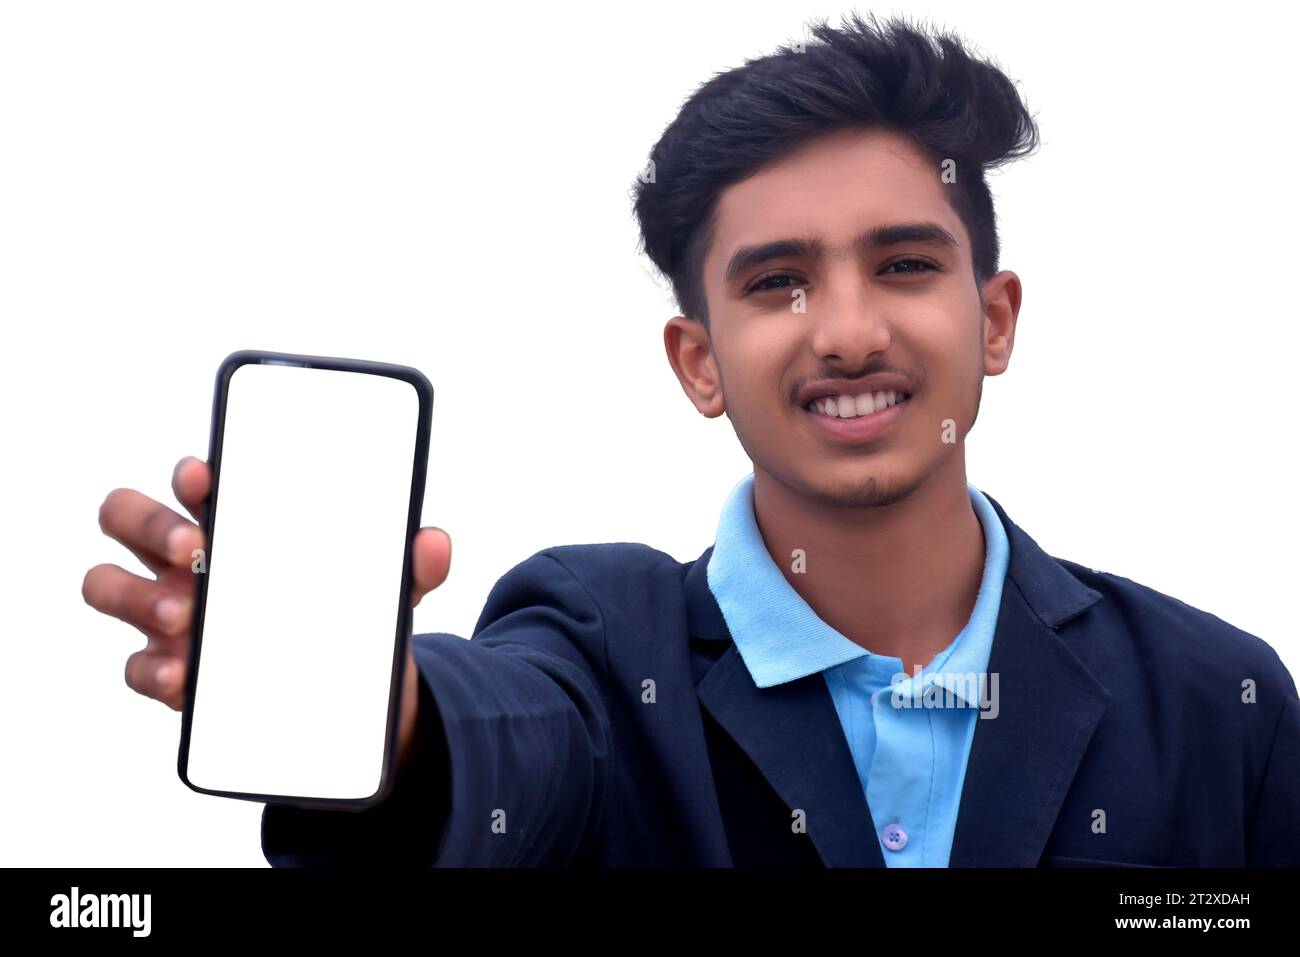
[261, 493, 1300, 867]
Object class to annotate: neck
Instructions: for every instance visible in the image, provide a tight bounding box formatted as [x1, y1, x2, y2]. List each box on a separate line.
[751, 450, 986, 674]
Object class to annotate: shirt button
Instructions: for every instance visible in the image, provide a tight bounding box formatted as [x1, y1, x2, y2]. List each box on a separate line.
[882, 823, 909, 851]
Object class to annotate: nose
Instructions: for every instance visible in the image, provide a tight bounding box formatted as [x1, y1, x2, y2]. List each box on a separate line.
[806, 273, 893, 366]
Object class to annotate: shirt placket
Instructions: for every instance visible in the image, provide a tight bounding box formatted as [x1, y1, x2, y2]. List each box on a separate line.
[868, 670, 935, 865]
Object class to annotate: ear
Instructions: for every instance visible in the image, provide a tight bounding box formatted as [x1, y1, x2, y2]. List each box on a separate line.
[664, 315, 726, 417]
[981, 270, 1021, 376]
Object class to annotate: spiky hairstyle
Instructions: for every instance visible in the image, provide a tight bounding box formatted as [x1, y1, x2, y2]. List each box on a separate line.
[631, 12, 1040, 324]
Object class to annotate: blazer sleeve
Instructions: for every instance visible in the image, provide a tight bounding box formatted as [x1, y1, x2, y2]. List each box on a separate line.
[261, 550, 612, 866]
[1245, 680, 1300, 866]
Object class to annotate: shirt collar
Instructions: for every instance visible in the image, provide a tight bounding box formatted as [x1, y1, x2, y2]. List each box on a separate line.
[705, 471, 1010, 693]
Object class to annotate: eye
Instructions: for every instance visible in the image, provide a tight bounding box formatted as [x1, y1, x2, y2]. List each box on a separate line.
[880, 257, 940, 276]
[744, 273, 805, 295]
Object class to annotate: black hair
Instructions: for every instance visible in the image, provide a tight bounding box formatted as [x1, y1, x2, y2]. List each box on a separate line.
[630, 11, 1040, 326]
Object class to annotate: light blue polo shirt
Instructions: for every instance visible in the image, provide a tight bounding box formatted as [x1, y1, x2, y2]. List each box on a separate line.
[705, 471, 1009, 866]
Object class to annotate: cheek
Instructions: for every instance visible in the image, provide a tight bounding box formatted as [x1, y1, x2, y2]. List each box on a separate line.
[914, 313, 984, 382]
[724, 330, 796, 409]
[928, 359, 981, 418]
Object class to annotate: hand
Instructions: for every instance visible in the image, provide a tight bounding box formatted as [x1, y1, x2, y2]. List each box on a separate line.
[84, 455, 451, 771]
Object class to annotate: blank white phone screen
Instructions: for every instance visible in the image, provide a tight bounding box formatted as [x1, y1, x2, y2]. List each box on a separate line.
[185, 361, 421, 802]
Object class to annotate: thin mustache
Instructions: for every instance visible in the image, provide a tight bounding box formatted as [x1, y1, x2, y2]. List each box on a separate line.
[796, 367, 921, 396]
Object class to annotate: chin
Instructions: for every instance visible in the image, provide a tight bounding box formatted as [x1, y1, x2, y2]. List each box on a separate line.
[801, 464, 921, 509]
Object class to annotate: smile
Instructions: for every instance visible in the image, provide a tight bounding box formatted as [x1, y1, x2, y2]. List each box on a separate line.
[803, 389, 908, 418]
[801, 389, 910, 443]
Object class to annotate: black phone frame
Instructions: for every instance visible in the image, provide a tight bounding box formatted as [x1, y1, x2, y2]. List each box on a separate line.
[176, 348, 434, 812]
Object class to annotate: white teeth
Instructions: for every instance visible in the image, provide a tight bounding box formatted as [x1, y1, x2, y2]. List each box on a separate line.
[808, 390, 906, 418]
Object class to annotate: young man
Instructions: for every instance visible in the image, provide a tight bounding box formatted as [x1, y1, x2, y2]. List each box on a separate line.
[88, 13, 1299, 866]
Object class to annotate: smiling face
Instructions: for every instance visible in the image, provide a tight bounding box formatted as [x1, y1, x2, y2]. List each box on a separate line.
[665, 125, 1020, 508]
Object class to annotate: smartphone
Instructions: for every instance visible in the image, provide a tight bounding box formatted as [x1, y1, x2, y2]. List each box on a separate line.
[177, 349, 433, 810]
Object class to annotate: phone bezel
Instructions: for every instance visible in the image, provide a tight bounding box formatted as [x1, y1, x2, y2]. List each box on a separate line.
[176, 348, 434, 811]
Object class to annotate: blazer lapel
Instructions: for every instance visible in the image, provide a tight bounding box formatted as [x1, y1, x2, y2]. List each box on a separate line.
[684, 490, 1113, 868]
[947, 494, 1111, 866]
[685, 547, 885, 867]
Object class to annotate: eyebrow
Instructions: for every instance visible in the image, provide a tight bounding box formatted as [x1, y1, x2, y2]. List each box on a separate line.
[722, 221, 962, 284]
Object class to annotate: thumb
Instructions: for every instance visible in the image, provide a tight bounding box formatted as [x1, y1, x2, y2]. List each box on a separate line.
[411, 526, 452, 607]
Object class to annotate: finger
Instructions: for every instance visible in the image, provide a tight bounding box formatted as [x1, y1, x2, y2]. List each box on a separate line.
[410, 527, 451, 607]
[83, 563, 194, 638]
[171, 455, 211, 524]
[99, 487, 205, 572]
[125, 647, 186, 711]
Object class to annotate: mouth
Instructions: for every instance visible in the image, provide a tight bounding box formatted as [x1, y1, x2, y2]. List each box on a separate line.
[801, 389, 911, 443]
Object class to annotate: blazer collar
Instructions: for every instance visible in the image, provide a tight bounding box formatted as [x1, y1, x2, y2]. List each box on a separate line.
[686, 489, 1112, 867]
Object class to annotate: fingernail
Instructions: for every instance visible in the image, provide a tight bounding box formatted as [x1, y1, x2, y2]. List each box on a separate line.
[166, 526, 191, 565]
[157, 597, 184, 630]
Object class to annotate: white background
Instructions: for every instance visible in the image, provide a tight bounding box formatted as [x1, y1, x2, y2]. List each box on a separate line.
[3, 0, 1297, 865]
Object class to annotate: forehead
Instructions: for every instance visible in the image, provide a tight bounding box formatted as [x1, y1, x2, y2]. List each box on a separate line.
[704, 126, 965, 277]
